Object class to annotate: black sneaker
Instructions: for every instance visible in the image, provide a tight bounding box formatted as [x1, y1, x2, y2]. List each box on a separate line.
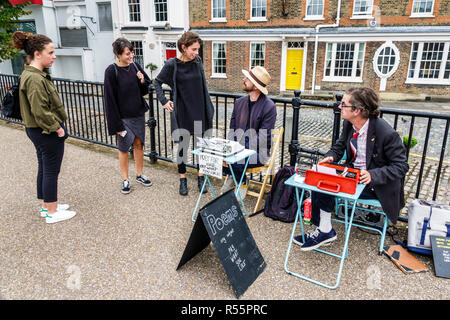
[300, 228, 337, 251]
[121, 179, 131, 194]
[293, 229, 316, 246]
[179, 178, 188, 196]
[136, 174, 152, 187]
[293, 229, 334, 247]
[197, 176, 207, 194]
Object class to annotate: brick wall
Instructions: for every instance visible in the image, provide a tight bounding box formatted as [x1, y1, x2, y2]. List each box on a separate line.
[191, 0, 450, 28]
[191, 0, 450, 96]
[204, 40, 282, 95]
[307, 40, 450, 96]
[229, 0, 247, 21]
[205, 38, 450, 96]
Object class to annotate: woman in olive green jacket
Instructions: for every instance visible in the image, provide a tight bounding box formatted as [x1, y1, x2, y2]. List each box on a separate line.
[13, 31, 76, 224]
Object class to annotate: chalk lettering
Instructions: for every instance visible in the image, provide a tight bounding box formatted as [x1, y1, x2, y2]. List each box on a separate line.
[205, 206, 239, 236]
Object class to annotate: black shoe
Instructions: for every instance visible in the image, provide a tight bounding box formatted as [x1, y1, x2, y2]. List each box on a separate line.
[136, 174, 152, 187]
[179, 178, 188, 196]
[198, 176, 207, 194]
[121, 179, 131, 194]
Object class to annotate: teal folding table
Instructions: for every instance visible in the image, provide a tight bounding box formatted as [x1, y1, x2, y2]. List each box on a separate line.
[191, 148, 256, 222]
[283, 175, 366, 289]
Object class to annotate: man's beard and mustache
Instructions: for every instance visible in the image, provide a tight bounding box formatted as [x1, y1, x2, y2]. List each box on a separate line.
[243, 82, 256, 93]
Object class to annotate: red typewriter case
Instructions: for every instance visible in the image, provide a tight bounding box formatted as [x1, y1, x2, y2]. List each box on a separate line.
[304, 163, 360, 194]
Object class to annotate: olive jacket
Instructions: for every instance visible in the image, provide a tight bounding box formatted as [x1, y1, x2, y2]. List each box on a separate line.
[19, 65, 67, 134]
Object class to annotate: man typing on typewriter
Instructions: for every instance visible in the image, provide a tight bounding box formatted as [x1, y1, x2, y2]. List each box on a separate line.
[222, 66, 277, 199]
[294, 86, 409, 251]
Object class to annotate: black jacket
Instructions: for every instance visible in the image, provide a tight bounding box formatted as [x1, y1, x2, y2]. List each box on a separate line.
[103, 62, 151, 135]
[153, 56, 214, 141]
[325, 117, 409, 223]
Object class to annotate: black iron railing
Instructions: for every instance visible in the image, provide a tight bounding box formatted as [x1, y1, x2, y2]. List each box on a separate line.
[1, 74, 449, 221]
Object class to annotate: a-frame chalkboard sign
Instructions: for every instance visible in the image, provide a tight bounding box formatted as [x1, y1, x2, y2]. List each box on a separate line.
[176, 190, 266, 298]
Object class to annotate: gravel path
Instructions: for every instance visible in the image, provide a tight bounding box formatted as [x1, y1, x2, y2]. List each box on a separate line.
[0, 122, 448, 300]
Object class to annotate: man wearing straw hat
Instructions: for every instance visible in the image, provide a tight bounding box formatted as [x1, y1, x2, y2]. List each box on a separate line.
[223, 66, 277, 199]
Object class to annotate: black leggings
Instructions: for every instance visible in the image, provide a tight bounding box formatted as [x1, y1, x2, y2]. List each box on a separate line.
[26, 127, 65, 203]
[177, 146, 187, 174]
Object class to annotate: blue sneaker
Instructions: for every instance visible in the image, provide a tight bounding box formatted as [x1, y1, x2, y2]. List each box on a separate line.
[293, 229, 317, 246]
[300, 228, 337, 251]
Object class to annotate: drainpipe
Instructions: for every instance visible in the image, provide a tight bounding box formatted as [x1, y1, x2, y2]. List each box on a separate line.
[51, 1, 62, 48]
[311, 0, 341, 95]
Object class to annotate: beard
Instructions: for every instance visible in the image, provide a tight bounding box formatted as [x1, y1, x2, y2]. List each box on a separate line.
[243, 83, 255, 92]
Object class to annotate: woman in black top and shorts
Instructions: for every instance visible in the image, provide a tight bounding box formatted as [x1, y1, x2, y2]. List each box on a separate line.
[104, 38, 152, 194]
[154, 31, 214, 196]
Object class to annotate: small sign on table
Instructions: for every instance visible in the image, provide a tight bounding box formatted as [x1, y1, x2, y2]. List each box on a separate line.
[198, 152, 223, 179]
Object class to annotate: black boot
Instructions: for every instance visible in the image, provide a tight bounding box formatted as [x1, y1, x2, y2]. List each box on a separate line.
[179, 178, 188, 196]
[198, 176, 207, 194]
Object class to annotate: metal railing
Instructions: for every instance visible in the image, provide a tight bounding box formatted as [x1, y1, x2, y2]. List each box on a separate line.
[1, 74, 449, 221]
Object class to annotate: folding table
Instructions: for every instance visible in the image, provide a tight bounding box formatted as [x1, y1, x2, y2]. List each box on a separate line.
[191, 148, 256, 222]
[283, 175, 366, 289]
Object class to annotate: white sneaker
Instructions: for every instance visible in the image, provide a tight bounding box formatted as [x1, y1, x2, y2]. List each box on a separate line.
[45, 209, 77, 224]
[40, 204, 70, 217]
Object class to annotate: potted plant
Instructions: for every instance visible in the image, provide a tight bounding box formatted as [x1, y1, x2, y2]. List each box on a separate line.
[145, 63, 158, 82]
[403, 136, 418, 150]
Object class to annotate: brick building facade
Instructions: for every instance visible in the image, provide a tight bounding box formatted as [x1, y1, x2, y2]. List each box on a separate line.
[190, 0, 450, 98]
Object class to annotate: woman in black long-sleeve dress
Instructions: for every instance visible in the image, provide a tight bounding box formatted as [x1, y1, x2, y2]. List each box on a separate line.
[104, 38, 153, 194]
[154, 31, 214, 196]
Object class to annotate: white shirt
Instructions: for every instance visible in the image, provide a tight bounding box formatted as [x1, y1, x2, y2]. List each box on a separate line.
[352, 119, 369, 170]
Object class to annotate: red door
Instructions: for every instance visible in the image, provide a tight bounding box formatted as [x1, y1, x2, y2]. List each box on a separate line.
[166, 49, 176, 61]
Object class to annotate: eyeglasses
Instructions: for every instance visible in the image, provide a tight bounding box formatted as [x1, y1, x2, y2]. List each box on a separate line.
[340, 102, 354, 108]
[340, 102, 363, 110]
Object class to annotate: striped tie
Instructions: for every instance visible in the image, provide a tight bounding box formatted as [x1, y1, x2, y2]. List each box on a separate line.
[350, 131, 359, 162]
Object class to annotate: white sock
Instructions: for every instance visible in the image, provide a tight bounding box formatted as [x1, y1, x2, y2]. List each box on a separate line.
[318, 209, 332, 233]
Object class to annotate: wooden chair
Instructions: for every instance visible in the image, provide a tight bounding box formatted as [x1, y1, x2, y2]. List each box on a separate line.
[245, 127, 284, 213]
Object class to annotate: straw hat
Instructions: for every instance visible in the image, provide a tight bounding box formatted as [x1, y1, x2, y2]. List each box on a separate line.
[242, 66, 270, 95]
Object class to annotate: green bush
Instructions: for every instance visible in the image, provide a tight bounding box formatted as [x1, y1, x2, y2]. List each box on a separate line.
[403, 136, 418, 149]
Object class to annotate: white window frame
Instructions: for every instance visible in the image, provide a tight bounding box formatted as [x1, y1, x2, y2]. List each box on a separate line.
[373, 42, 400, 78]
[127, 0, 142, 23]
[406, 42, 450, 85]
[249, 0, 267, 22]
[323, 42, 365, 83]
[410, 0, 435, 18]
[97, 2, 113, 32]
[250, 42, 266, 69]
[154, 0, 168, 23]
[304, 0, 325, 21]
[372, 41, 401, 91]
[351, 0, 374, 19]
[211, 42, 227, 78]
[131, 40, 144, 67]
[210, 0, 227, 23]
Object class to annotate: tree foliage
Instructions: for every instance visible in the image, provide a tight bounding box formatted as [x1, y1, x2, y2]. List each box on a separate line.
[0, 0, 31, 62]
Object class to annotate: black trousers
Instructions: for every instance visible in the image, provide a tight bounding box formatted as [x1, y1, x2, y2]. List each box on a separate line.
[176, 134, 201, 175]
[310, 186, 377, 227]
[177, 146, 187, 174]
[26, 127, 66, 203]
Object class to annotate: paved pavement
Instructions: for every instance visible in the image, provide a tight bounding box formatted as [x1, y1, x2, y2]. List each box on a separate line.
[0, 121, 448, 300]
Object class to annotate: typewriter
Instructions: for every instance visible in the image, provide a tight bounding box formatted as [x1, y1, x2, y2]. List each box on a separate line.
[197, 137, 244, 157]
